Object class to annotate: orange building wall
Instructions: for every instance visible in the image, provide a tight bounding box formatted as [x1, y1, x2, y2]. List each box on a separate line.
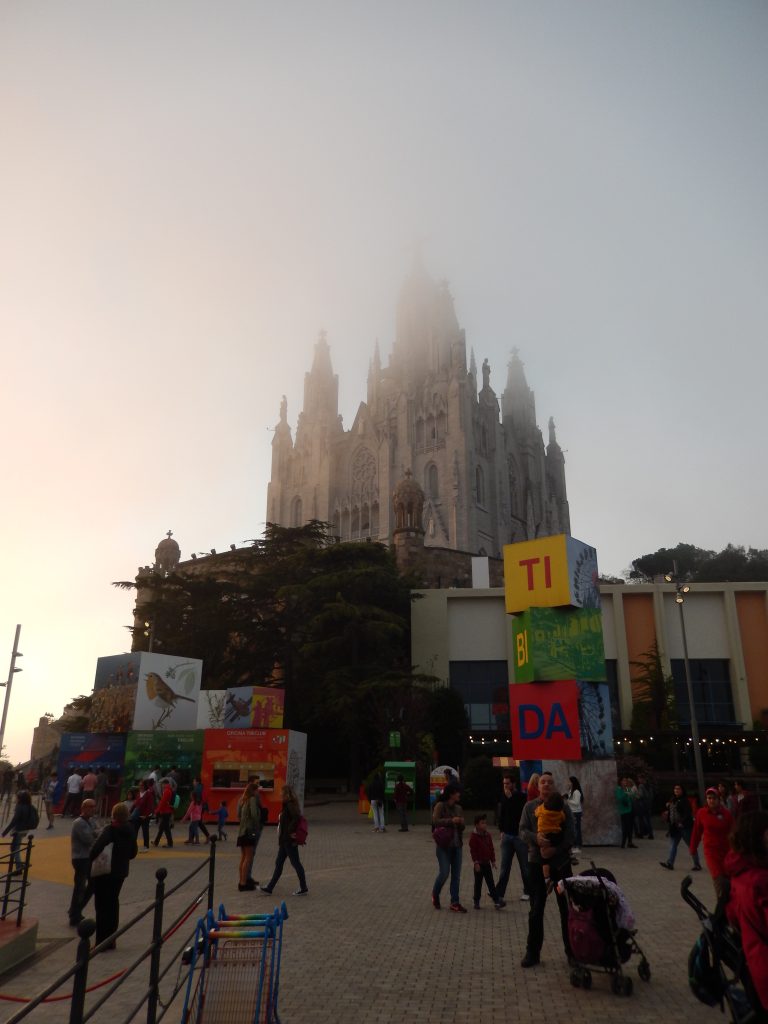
[735, 592, 768, 725]
[622, 593, 657, 697]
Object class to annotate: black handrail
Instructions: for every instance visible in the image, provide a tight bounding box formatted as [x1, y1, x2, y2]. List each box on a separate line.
[0, 836, 33, 926]
[5, 836, 217, 1024]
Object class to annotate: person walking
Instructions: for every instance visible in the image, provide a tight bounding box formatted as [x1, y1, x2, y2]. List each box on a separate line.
[153, 779, 175, 848]
[63, 770, 84, 818]
[81, 766, 98, 805]
[236, 781, 263, 891]
[260, 785, 308, 896]
[191, 777, 212, 843]
[615, 777, 637, 849]
[430, 783, 466, 912]
[43, 771, 58, 829]
[497, 775, 530, 901]
[130, 779, 155, 851]
[393, 774, 413, 832]
[518, 771, 575, 969]
[469, 813, 505, 909]
[2, 791, 38, 874]
[183, 795, 204, 845]
[660, 783, 701, 871]
[565, 776, 584, 852]
[89, 802, 138, 949]
[367, 772, 386, 833]
[67, 798, 99, 926]
[690, 787, 733, 899]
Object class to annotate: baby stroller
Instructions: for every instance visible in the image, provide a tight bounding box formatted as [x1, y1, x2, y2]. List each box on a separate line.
[681, 875, 764, 1024]
[558, 864, 651, 996]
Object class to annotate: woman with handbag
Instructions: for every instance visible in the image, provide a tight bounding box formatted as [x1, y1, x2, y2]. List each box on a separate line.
[89, 802, 138, 949]
[431, 784, 466, 912]
[260, 785, 308, 896]
[236, 781, 263, 891]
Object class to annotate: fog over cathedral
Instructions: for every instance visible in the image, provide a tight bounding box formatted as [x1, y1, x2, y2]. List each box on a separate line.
[267, 261, 570, 559]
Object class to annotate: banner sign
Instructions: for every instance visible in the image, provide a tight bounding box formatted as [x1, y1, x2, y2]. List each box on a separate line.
[508, 680, 582, 761]
[132, 653, 203, 731]
[197, 686, 285, 729]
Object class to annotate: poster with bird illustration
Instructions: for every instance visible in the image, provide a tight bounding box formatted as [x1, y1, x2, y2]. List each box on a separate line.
[131, 652, 203, 731]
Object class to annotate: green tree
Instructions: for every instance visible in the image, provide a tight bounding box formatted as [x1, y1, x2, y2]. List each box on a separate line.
[628, 544, 713, 582]
[628, 542, 768, 583]
[629, 640, 677, 733]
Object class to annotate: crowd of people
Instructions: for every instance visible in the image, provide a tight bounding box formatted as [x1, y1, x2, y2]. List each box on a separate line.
[424, 767, 767, 1014]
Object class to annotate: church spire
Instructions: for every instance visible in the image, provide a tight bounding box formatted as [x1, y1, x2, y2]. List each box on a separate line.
[301, 330, 339, 425]
[501, 347, 536, 428]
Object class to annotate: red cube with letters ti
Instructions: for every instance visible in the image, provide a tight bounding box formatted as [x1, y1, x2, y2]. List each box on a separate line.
[508, 679, 581, 761]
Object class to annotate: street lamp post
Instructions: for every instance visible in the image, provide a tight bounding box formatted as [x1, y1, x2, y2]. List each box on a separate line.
[665, 573, 706, 805]
[0, 625, 23, 759]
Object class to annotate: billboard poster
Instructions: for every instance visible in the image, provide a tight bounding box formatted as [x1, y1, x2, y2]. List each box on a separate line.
[197, 686, 285, 730]
[123, 730, 204, 796]
[512, 606, 606, 683]
[93, 654, 142, 692]
[57, 733, 127, 774]
[508, 679, 582, 761]
[90, 684, 137, 733]
[577, 682, 614, 759]
[132, 652, 203, 731]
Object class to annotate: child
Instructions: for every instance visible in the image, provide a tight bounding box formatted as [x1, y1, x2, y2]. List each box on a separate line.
[182, 795, 203, 844]
[469, 813, 506, 910]
[217, 801, 228, 841]
[535, 791, 566, 890]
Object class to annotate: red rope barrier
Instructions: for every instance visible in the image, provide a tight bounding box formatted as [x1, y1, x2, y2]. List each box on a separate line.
[0, 895, 202, 1003]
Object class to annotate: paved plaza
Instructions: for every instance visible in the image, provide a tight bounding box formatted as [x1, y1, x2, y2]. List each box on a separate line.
[0, 801, 715, 1023]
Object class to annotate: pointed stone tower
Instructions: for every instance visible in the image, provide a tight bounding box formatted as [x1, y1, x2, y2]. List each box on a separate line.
[266, 265, 570, 557]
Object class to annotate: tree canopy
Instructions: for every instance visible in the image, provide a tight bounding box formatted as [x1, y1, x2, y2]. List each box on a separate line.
[113, 522, 460, 782]
[628, 542, 768, 583]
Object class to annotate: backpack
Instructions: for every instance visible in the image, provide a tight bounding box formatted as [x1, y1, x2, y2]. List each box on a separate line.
[294, 815, 308, 845]
[28, 805, 39, 830]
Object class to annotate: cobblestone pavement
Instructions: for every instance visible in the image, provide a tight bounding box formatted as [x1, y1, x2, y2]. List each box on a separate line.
[0, 803, 715, 1023]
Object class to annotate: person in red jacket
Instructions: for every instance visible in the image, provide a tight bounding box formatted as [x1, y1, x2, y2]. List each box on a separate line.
[724, 810, 768, 1015]
[690, 787, 733, 900]
[469, 814, 505, 910]
[153, 779, 175, 849]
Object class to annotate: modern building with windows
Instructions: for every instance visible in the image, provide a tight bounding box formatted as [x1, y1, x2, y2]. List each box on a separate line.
[411, 578, 768, 745]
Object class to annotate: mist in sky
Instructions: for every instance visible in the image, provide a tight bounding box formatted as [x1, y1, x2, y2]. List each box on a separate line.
[1, 1, 766, 763]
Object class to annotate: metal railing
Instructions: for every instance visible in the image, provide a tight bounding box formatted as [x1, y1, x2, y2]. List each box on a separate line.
[0, 835, 33, 927]
[6, 837, 217, 1024]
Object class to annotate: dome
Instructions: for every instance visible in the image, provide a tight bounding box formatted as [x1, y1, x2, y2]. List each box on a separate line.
[154, 531, 180, 572]
[392, 469, 425, 532]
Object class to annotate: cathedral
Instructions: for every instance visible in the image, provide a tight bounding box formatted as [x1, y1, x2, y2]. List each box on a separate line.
[266, 262, 570, 560]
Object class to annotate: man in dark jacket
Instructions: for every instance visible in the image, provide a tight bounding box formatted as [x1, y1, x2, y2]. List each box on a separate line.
[497, 775, 530, 901]
[68, 798, 99, 926]
[518, 771, 575, 969]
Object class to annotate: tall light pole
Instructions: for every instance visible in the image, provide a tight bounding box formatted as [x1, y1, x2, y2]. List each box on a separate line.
[665, 572, 706, 805]
[0, 625, 23, 760]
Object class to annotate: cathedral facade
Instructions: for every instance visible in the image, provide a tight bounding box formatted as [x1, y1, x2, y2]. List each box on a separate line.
[266, 263, 570, 559]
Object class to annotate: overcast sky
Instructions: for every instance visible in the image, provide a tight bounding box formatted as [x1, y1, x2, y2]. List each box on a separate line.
[1, 1, 766, 764]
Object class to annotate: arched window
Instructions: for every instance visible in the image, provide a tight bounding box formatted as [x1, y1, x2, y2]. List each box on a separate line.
[351, 506, 360, 537]
[291, 496, 303, 527]
[371, 501, 379, 537]
[427, 464, 439, 498]
[416, 418, 425, 446]
[341, 508, 350, 539]
[475, 466, 485, 506]
[427, 415, 436, 443]
[332, 509, 340, 539]
[361, 503, 370, 535]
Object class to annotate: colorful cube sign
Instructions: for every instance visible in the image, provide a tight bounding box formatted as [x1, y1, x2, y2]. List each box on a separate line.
[503, 534, 600, 614]
[508, 680, 582, 761]
[512, 606, 606, 683]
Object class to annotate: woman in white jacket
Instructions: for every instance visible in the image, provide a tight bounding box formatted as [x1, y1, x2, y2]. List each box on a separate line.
[565, 777, 583, 852]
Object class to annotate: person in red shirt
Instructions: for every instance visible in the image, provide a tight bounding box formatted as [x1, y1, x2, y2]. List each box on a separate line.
[153, 780, 174, 848]
[469, 814, 505, 910]
[724, 810, 768, 1015]
[690, 787, 733, 900]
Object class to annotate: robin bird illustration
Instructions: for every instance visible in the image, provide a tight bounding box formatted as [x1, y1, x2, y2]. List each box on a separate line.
[145, 672, 196, 707]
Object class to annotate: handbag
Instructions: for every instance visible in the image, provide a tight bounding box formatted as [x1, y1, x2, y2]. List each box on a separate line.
[91, 842, 113, 878]
[432, 825, 454, 850]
